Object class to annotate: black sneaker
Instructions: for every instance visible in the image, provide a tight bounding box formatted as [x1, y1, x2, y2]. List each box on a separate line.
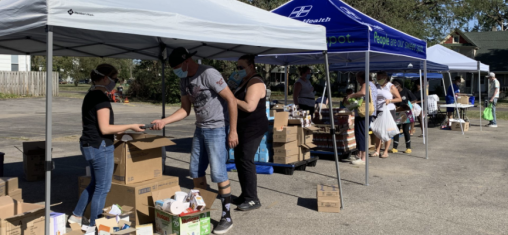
[232, 196, 244, 205]
[237, 200, 261, 211]
[214, 218, 233, 234]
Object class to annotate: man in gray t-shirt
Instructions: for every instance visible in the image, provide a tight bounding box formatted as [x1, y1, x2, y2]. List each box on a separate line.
[151, 47, 238, 234]
[180, 64, 230, 128]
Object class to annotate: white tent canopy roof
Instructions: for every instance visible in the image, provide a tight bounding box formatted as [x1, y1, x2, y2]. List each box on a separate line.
[0, 0, 327, 60]
[427, 44, 489, 73]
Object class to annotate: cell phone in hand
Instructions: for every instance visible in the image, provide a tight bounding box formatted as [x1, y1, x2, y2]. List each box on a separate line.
[140, 124, 154, 129]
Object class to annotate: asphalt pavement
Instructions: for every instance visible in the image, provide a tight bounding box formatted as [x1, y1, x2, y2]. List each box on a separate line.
[0, 97, 507, 235]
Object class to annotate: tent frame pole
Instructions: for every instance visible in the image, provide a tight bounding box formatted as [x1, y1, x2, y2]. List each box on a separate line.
[423, 62, 429, 159]
[448, 72, 464, 135]
[364, 51, 370, 186]
[478, 61, 482, 131]
[45, 25, 53, 235]
[442, 76, 447, 96]
[419, 70, 425, 145]
[285, 64, 289, 105]
[324, 51, 344, 209]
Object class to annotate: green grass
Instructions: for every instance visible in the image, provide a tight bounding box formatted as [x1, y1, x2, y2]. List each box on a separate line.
[0, 93, 21, 99]
[467, 110, 508, 120]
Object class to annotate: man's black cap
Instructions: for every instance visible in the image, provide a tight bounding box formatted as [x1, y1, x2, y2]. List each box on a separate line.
[168, 47, 197, 67]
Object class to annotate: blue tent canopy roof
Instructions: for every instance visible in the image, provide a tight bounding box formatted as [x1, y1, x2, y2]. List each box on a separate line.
[264, 0, 426, 62]
[329, 61, 449, 73]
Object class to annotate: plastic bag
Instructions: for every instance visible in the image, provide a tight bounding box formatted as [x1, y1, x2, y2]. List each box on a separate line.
[482, 104, 493, 121]
[412, 103, 422, 117]
[227, 71, 244, 90]
[371, 104, 399, 142]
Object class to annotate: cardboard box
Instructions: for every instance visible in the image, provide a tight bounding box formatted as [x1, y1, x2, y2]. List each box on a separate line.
[299, 144, 315, 161]
[78, 175, 179, 226]
[0, 178, 18, 196]
[102, 205, 134, 221]
[22, 141, 48, 181]
[153, 186, 215, 235]
[273, 141, 299, 157]
[113, 134, 175, 185]
[317, 184, 340, 213]
[95, 218, 133, 233]
[273, 154, 298, 164]
[49, 212, 66, 235]
[450, 121, 469, 132]
[0, 196, 45, 235]
[457, 95, 470, 105]
[9, 189, 22, 202]
[273, 112, 298, 143]
[294, 126, 318, 146]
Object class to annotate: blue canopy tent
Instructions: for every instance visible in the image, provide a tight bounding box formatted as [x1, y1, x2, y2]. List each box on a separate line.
[248, 0, 432, 190]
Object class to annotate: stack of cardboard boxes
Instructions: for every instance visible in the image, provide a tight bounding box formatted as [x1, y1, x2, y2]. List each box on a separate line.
[0, 177, 21, 201]
[312, 111, 357, 152]
[78, 133, 178, 226]
[316, 184, 341, 213]
[272, 112, 317, 164]
[0, 195, 45, 235]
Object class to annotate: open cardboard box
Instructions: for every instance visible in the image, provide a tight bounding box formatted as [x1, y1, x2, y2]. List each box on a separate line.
[113, 134, 175, 185]
[273, 112, 298, 143]
[0, 196, 45, 235]
[103, 205, 134, 221]
[152, 186, 216, 235]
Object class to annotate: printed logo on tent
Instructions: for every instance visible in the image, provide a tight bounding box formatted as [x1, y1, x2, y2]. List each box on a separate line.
[289, 5, 313, 18]
[67, 9, 94, 16]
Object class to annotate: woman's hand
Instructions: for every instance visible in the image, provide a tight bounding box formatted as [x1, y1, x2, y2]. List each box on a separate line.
[130, 124, 145, 132]
[385, 99, 391, 105]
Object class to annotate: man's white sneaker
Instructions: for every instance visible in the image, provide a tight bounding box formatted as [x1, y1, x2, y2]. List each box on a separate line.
[351, 159, 365, 165]
[344, 155, 358, 162]
[488, 124, 498, 128]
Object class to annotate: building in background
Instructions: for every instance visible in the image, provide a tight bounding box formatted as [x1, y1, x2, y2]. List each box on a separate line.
[0, 54, 31, 71]
[441, 29, 508, 94]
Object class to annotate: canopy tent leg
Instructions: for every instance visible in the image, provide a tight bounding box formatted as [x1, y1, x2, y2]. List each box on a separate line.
[161, 62, 166, 137]
[44, 25, 54, 235]
[423, 62, 429, 160]
[323, 51, 344, 209]
[419, 70, 425, 145]
[447, 72, 464, 135]
[285, 64, 289, 105]
[318, 82, 327, 115]
[364, 51, 370, 186]
[478, 61, 482, 131]
[442, 75, 447, 96]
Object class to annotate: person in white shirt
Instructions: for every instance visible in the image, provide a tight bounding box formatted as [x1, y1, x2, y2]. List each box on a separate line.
[486, 72, 500, 128]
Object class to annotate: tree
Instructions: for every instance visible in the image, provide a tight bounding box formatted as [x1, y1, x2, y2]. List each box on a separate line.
[454, 0, 508, 31]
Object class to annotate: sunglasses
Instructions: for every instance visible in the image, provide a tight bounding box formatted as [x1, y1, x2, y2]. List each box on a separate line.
[236, 66, 245, 70]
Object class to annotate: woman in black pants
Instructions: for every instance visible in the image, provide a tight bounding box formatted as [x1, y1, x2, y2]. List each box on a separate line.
[233, 54, 268, 211]
[390, 79, 416, 154]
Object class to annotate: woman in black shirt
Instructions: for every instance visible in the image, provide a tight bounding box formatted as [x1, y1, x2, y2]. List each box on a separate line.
[68, 64, 144, 227]
[232, 55, 268, 211]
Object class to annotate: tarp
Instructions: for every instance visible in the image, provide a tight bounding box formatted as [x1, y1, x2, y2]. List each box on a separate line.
[249, 0, 426, 65]
[427, 45, 489, 72]
[0, 0, 327, 59]
[330, 61, 448, 72]
[392, 73, 443, 80]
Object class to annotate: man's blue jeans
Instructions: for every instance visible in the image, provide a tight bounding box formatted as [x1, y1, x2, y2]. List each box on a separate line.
[487, 98, 498, 125]
[73, 140, 114, 226]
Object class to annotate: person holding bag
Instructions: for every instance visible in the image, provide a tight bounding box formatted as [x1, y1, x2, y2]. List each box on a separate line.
[371, 72, 401, 159]
[390, 79, 416, 154]
[346, 72, 377, 165]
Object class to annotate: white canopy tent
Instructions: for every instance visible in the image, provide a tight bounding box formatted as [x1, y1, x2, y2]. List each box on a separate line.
[0, 0, 327, 233]
[427, 45, 490, 131]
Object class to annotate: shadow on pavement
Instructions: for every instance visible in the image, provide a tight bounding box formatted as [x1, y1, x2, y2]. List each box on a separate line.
[166, 138, 193, 154]
[297, 198, 317, 211]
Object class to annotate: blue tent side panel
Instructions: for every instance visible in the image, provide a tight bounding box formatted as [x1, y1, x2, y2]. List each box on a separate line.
[329, 61, 449, 72]
[272, 0, 426, 59]
[392, 73, 443, 80]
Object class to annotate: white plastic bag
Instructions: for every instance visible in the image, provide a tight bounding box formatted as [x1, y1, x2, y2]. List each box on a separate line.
[413, 103, 422, 117]
[371, 104, 399, 142]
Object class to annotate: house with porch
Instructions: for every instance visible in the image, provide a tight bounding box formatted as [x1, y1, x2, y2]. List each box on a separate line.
[441, 29, 508, 95]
